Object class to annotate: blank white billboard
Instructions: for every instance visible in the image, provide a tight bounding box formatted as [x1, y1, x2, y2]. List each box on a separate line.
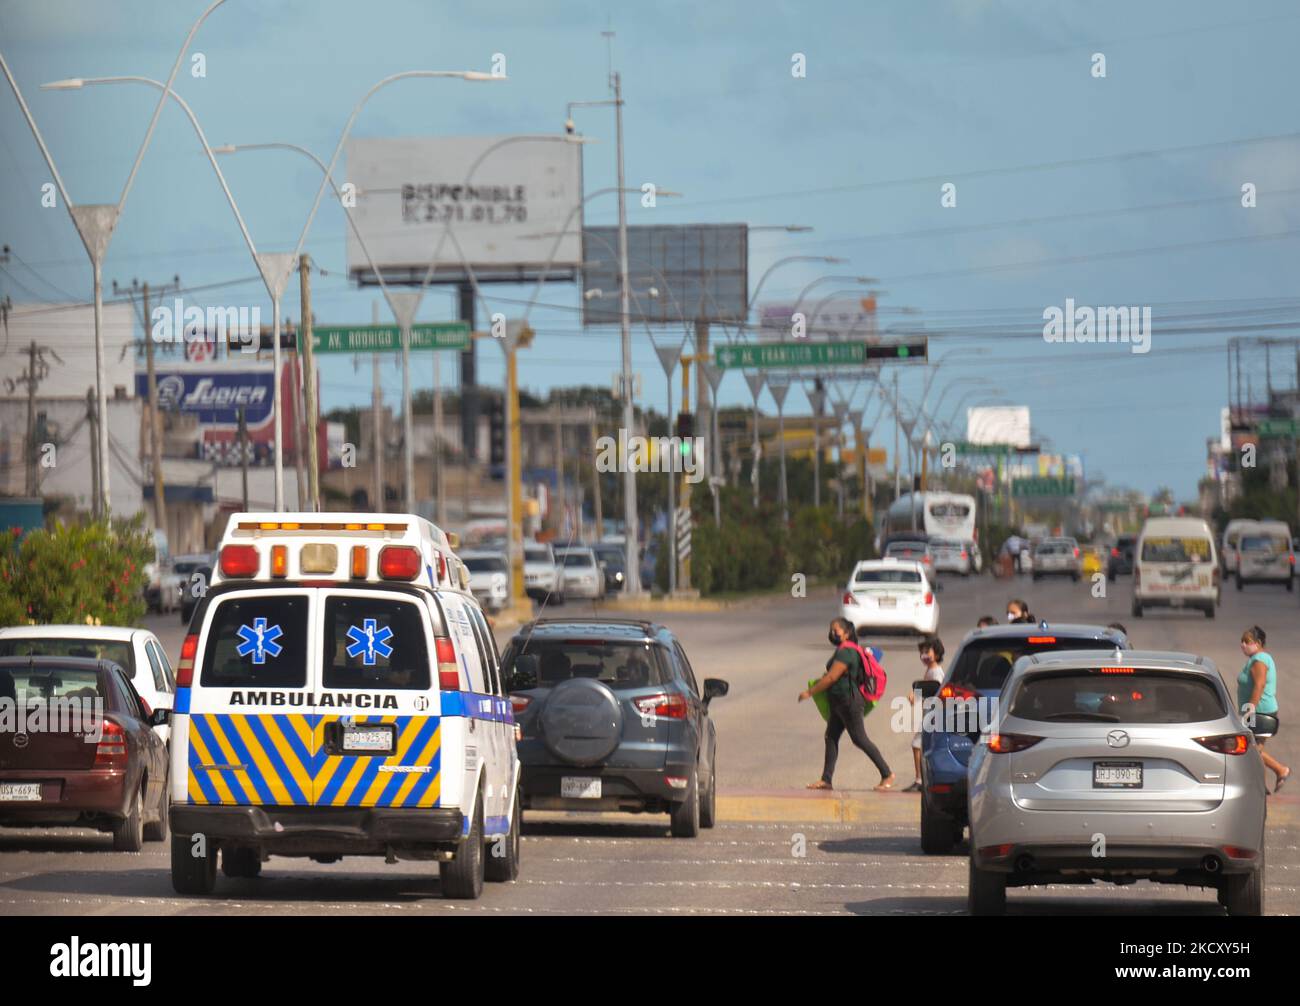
[346, 136, 583, 283]
[967, 405, 1031, 448]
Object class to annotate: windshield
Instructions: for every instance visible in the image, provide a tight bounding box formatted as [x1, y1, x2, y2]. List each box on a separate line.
[949, 636, 1120, 692]
[524, 549, 551, 564]
[1010, 670, 1225, 723]
[502, 639, 668, 690]
[464, 557, 508, 573]
[560, 552, 595, 568]
[1141, 536, 1211, 562]
[0, 637, 133, 676]
[854, 568, 922, 584]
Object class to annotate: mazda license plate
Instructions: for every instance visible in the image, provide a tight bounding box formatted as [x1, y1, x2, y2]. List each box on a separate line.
[1093, 761, 1142, 788]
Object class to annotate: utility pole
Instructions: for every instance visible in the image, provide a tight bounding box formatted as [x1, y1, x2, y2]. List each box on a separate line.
[613, 69, 640, 595]
[371, 300, 383, 512]
[298, 254, 319, 512]
[238, 405, 249, 510]
[554, 409, 566, 536]
[86, 386, 99, 512]
[3, 341, 57, 497]
[590, 408, 604, 540]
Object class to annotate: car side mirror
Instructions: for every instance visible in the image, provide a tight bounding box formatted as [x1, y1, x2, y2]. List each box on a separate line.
[703, 678, 729, 703]
[148, 707, 171, 727]
[915, 679, 941, 700]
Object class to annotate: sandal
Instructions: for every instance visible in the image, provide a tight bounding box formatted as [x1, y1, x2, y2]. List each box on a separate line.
[873, 776, 896, 792]
[1276, 768, 1291, 794]
[806, 780, 833, 790]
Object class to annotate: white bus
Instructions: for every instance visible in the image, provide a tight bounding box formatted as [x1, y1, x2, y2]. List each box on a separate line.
[880, 491, 978, 544]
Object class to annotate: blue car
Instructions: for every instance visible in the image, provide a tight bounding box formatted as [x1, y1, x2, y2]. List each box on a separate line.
[919, 622, 1130, 854]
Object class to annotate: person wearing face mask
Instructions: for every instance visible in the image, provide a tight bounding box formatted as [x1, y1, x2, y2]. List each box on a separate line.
[799, 618, 895, 792]
[1006, 598, 1035, 624]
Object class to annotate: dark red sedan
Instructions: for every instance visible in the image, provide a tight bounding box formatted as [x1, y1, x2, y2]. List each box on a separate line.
[0, 656, 169, 850]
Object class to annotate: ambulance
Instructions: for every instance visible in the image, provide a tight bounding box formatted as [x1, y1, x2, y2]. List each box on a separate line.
[167, 513, 519, 899]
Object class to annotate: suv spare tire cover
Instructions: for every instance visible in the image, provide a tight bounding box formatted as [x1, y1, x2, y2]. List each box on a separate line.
[539, 677, 624, 766]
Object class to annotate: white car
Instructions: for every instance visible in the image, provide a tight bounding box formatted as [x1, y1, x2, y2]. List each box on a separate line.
[0, 625, 176, 743]
[840, 559, 939, 635]
[461, 551, 510, 613]
[555, 547, 604, 600]
[524, 544, 564, 605]
[930, 538, 974, 576]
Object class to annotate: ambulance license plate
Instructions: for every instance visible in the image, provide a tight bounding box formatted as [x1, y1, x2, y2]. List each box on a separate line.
[342, 727, 393, 754]
[0, 783, 41, 802]
[561, 777, 601, 799]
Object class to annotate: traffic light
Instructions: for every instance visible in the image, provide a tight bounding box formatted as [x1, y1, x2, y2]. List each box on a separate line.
[864, 338, 927, 362]
[675, 412, 695, 460]
[489, 397, 505, 466]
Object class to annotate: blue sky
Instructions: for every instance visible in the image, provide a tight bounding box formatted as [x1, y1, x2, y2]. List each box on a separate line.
[3, 0, 1299, 498]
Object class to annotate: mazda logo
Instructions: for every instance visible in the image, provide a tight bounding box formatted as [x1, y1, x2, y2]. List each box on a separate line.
[1106, 730, 1130, 748]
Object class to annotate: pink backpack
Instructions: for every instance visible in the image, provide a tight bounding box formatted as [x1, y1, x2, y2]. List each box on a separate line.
[842, 641, 887, 703]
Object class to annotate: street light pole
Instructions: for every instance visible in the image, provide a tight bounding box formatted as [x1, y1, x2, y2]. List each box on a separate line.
[611, 71, 640, 595]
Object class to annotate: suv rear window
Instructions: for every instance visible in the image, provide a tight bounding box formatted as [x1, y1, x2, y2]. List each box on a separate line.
[202, 595, 309, 688]
[323, 596, 430, 690]
[1010, 671, 1226, 723]
[949, 636, 1118, 692]
[502, 639, 669, 690]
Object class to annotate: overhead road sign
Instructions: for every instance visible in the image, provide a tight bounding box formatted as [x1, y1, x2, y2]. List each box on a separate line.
[303, 322, 471, 354]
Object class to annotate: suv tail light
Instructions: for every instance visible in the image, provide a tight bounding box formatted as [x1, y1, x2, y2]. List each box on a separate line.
[1073, 547, 1080, 559]
[842, 591, 857, 605]
[176, 633, 199, 688]
[1111, 547, 1120, 557]
[94, 720, 128, 769]
[939, 682, 978, 701]
[510, 695, 531, 715]
[436, 636, 461, 690]
[1196, 733, 1250, 755]
[379, 545, 421, 581]
[987, 733, 1043, 753]
[220, 544, 259, 577]
[633, 693, 688, 719]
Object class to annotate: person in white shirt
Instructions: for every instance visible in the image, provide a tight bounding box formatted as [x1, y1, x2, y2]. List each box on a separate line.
[906, 635, 946, 793]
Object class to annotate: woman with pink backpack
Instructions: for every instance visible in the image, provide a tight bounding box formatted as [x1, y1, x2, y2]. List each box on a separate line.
[799, 617, 895, 791]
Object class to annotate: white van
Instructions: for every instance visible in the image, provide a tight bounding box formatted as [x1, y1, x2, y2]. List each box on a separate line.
[168, 513, 519, 899]
[1235, 519, 1294, 591]
[1221, 519, 1258, 575]
[1133, 516, 1220, 619]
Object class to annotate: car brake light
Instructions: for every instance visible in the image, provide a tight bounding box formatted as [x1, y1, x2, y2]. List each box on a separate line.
[923, 591, 933, 605]
[978, 844, 1015, 861]
[436, 637, 461, 690]
[1196, 733, 1250, 755]
[633, 693, 688, 719]
[270, 544, 288, 578]
[960, 550, 968, 559]
[939, 682, 978, 701]
[842, 591, 857, 605]
[1099, 667, 1134, 674]
[1223, 845, 1258, 859]
[1027, 636, 1056, 644]
[1111, 547, 1120, 557]
[94, 720, 128, 769]
[378, 545, 421, 580]
[510, 694, 531, 715]
[1073, 548, 1080, 558]
[220, 544, 259, 577]
[987, 733, 1043, 753]
[176, 633, 199, 688]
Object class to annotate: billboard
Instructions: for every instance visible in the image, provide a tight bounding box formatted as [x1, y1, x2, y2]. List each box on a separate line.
[967, 405, 1031, 448]
[345, 136, 584, 284]
[140, 365, 275, 428]
[758, 295, 878, 341]
[582, 224, 748, 326]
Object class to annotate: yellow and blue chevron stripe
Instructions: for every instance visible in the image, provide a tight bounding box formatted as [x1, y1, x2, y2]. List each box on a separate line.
[186, 713, 441, 808]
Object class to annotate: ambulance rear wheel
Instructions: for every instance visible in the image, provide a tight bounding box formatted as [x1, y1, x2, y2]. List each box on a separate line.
[485, 788, 521, 883]
[171, 833, 217, 895]
[441, 798, 485, 899]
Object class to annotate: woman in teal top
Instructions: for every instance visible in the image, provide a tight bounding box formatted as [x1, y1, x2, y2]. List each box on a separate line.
[1239, 626, 1290, 793]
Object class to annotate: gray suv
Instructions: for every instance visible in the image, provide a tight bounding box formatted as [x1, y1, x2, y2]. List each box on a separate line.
[967, 649, 1267, 915]
[502, 619, 728, 837]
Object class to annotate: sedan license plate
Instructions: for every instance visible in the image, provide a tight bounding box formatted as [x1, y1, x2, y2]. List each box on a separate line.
[0, 782, 41, 802]
[876, 596, 897, 609]
[1093, 761, 1142, 788]
[342, 727, 394, 754]
[561, 776, 601, 799]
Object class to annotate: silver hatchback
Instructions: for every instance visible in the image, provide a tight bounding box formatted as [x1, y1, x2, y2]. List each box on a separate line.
[967, 650, 1267, 915]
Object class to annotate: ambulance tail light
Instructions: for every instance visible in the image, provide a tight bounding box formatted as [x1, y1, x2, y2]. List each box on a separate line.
[270, 544, 288, 578]
[378, 545, 421, 581]
[351, 546, 368, 579]
[436, 636, 461, 690]
[220, 544, 259, 578]
[176, 634, 199, 688]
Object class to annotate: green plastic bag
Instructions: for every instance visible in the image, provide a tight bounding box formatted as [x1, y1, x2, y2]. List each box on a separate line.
[808, 680, 876, 721]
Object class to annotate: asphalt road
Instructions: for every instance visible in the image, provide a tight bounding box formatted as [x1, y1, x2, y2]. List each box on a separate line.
[3, 569, 1297, 915]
